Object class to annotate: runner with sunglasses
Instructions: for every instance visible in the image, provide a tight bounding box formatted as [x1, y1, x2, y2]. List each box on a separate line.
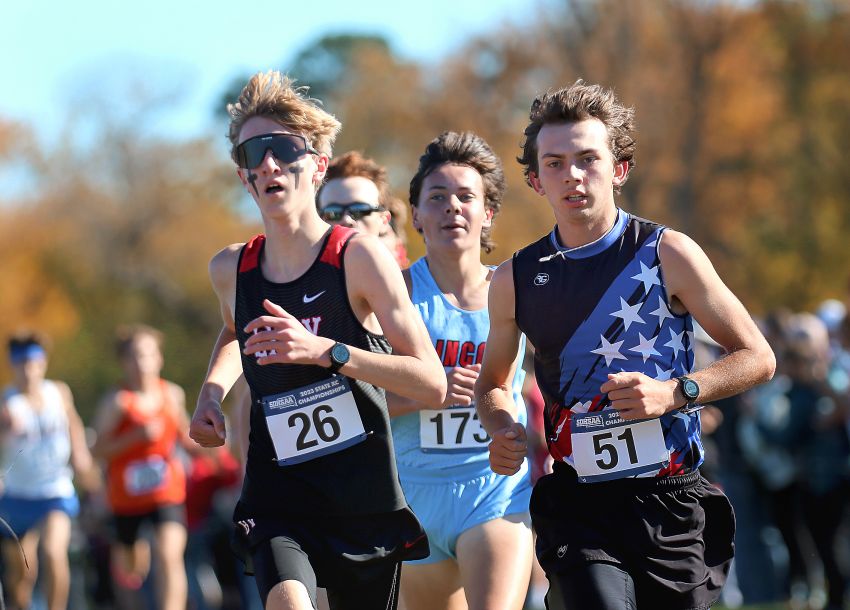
[188, 70, 445, 610]
[317, 151, 410, 268]
[388, 131, 533, 610]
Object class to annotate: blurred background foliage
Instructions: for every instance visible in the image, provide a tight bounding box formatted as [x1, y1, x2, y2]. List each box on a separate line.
[2, 0, 849, 419]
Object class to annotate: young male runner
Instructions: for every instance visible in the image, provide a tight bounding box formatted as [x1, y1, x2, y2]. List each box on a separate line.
[0, 332, 95, 610]
[389, 132, 533, 610]
[316, 150, 409, 267]
[475, 80, 776, 609]
[189, 70, 445, 610]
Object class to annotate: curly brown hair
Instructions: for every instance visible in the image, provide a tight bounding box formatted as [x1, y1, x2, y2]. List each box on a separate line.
[518, 80, 636, 193]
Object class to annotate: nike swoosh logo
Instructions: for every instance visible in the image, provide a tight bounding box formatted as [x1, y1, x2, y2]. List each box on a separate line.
[404, 534, 427, 550]
[302, 291, 326, 304]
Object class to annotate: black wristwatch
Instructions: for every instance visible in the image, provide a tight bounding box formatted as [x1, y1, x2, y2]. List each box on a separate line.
[676, 375, 700, 409]
[327, 342, 350, 374]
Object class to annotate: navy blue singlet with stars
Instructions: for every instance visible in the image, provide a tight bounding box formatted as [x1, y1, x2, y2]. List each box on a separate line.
[512, 209, 704, 478]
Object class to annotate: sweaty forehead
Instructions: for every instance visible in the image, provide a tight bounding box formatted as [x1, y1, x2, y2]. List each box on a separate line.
[536, 118, 610, 157]
[318, 176, 381, 207]
[238, 116, 300, 145]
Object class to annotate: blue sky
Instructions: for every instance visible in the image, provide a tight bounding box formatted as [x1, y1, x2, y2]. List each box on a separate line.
[2, 0, 536, 148]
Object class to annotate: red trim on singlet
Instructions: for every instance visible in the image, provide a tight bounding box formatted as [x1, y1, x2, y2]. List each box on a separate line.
[319, 225, 357, 269]
[239, 234, 265, 273]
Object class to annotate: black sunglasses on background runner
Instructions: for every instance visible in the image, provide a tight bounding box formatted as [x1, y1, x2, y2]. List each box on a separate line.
[235, 133, 318, 169]
[320, 202, 385, 221]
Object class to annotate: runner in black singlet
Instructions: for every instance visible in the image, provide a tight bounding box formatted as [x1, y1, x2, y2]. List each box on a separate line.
[188, 70, 446, 610]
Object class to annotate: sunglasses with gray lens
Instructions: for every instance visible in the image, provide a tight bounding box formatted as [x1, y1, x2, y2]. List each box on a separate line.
[235, 133, 318, 169]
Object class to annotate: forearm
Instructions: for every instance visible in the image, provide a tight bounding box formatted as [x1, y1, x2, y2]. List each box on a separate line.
[92, 428, 144, 461]
[385, 392, 429, 417]
[334, 346, 446, 407]
[681, 344, 775, 409]
[475, 382, 519, 435]
[198, 326, 243, 406]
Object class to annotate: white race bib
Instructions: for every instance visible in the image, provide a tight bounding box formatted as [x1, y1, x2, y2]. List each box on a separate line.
[570, 409, 669, 483]
[262, 376, 368, 466]
[419, 406, 490, 453]
[124, 456, 169, 495]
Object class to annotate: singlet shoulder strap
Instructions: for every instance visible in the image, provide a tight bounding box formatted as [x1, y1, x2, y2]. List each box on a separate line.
[319, 225, 357, 269]
[238, 234, 266, 273]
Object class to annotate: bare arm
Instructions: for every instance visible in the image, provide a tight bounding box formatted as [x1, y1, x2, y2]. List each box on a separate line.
[57, 381, 98, 490]
[603, 230, 776, 418]
[474, 260, 527, 475]
[90, 391, 146, 461]
[243, 235, 446, 406]
[190, 245, 245, 447]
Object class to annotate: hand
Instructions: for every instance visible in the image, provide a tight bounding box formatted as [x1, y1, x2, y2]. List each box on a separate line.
[442, 364, 481, 408]
[488, 422, 527, 475]
[190, 400, 227, 447]
[601, 372, 677, 420]
[242, 299, 331, 366]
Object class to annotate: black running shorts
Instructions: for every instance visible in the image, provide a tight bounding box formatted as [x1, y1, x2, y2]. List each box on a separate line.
[531, 462, 735, 610]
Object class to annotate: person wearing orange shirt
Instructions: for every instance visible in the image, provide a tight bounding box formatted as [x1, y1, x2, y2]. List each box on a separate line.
[93, 324, 194, 610]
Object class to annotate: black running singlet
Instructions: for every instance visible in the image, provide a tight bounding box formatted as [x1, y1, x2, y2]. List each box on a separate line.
[235, 226, 407, 516]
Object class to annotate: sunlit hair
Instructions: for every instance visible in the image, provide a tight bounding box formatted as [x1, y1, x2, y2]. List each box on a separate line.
[409, 131, 505, 254]
[7, 330, 49, 354]
[318, 151, 408, 231]
[227, 70, 341, 160]
[115, 324, 164, 359]
[518, 79, 636, 193]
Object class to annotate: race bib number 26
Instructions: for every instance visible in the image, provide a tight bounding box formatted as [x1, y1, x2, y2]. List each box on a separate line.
[262, 377, 368, 466]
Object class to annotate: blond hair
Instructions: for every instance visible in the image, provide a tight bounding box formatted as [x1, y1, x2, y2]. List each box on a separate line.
[227, 70, 341, 160]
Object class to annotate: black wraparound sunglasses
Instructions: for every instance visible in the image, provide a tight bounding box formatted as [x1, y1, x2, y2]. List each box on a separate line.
[320, 202, 385, 221]
[234, 133, 318, 169]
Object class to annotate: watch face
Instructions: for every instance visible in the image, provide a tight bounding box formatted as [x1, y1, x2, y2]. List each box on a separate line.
[331, 343, 350, 365]
[683, 378, 699, 400]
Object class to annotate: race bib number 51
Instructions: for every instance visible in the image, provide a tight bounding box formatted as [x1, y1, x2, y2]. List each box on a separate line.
[262, 377, 368, 466]
[571, 409, 669, 483]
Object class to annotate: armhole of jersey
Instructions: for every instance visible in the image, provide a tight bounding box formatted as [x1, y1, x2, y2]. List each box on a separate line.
[338, 230, 388, 341]
[654, 227, 687, 319]
[511, 251, 522, 332]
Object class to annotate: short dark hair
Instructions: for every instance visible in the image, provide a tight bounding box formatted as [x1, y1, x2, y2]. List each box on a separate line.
[7, 330, 48, 354]
[115, 324, 163, 359]
[409, 131, 505, 254]
[518, 80, 636, 193]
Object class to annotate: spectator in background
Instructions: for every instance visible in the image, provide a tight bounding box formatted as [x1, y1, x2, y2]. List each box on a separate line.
[92, 324, 192, 610]
[0, 331, 97, 610]
[783, 314, 850, 610]
[317, 150, 410, 267]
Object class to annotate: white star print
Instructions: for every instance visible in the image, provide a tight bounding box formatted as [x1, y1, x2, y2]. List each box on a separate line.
[643, 236, 657, 249]
[570, 400, 593, 414]
[610, 297, 645, 331]
[653, 363, 675, 381]
[591, 336, 628, 367]
[631, 262, 661, 293]
[686, 330, 695, 351]
[629, 333, 662, 362]
[649, 296, 674, 326]
[664, 328, 686, 359]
